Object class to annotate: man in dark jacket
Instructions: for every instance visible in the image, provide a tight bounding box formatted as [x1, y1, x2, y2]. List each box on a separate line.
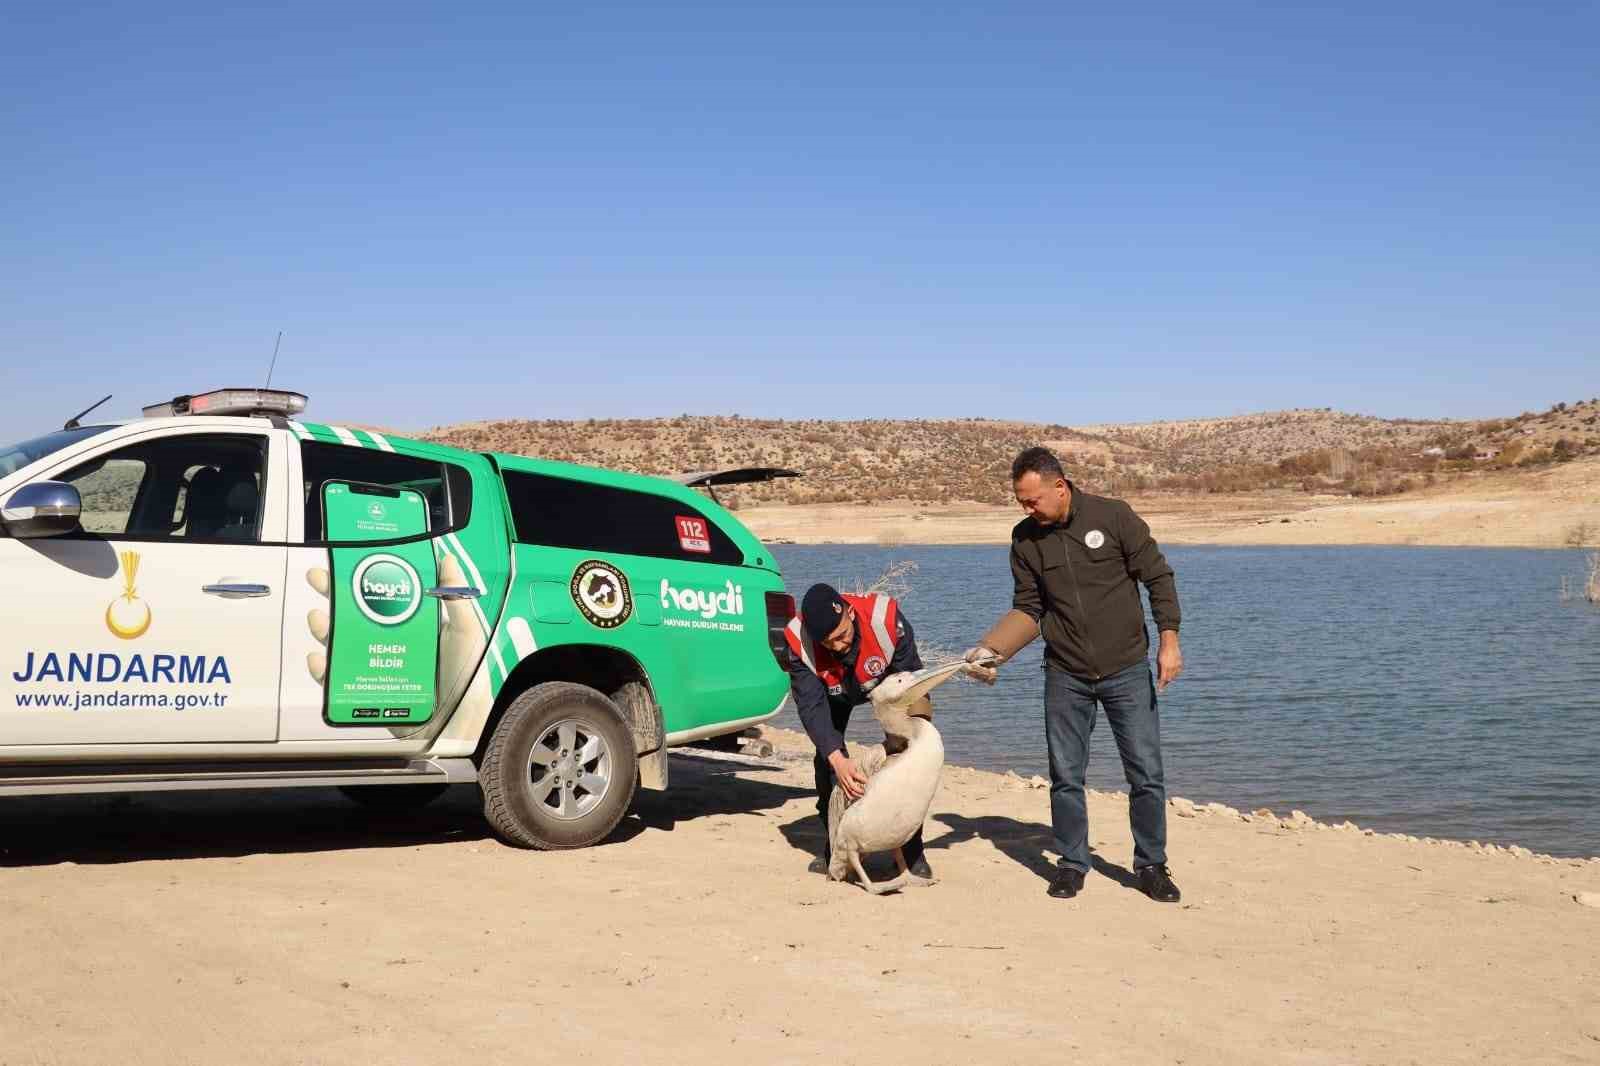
[967, 447, 1184, 902]
[785, 582, 933, 879]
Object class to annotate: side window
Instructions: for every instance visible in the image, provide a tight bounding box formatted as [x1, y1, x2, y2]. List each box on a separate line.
[61, 457, 147, 535]
[300, 441, 472, 543]
[53, 434, 268, 543]
[502, 470, 744, 564]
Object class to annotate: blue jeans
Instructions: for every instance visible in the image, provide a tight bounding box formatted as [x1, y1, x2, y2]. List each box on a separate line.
[1045, 659, 1167, 874]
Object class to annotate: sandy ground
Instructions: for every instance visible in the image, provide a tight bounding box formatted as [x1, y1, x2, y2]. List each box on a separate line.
[738, 456, 1600, 548]
[2, 726, 1597, 1066]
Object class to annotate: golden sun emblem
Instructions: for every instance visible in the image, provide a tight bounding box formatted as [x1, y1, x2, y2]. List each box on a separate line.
[105, 550, 152, 640]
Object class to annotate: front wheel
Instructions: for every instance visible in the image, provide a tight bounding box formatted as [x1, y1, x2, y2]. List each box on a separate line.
[479, 681, 638, 849]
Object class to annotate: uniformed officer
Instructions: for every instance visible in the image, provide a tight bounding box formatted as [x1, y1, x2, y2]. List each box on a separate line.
[784, 582, 933, 878]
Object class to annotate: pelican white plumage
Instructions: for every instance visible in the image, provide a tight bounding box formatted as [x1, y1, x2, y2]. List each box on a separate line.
[827, 658, 990, 893]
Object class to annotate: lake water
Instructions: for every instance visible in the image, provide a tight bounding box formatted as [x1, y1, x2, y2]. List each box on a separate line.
[769, 544, 1600, 858]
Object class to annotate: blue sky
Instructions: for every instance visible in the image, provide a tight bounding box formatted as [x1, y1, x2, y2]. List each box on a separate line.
[2, 2, 1595, 436]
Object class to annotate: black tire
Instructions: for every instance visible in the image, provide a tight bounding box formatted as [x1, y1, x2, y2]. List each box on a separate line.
[338, 784, 450, 810]
[479, 681, 638, 849]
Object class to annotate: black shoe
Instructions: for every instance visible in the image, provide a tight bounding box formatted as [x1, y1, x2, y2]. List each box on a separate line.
[908, 856, 933, 880]
[1136, 864, 1181, 903]
[808, 854, 830, 875]
[1047, 867, 1086, 899]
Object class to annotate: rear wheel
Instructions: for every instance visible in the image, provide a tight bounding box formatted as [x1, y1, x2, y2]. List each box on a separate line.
[479, 681, 638, 849]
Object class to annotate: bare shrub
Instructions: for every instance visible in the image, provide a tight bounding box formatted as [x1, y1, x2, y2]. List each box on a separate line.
[848, 559, 920, 601]
[1518, 447, 1553, 467]
[1495, 439, 1526, 466]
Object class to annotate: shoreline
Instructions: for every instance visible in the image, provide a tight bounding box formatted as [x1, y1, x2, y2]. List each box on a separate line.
[773, 538, 1587, 551]
[734, 457, 1600, 549]
[756, 726, 1600, 865]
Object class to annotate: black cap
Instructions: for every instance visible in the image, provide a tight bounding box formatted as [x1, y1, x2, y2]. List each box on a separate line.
[800, 583, 846, 640]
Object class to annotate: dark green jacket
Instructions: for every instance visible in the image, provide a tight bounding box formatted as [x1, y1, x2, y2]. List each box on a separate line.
[1009, 484, 1180, 680]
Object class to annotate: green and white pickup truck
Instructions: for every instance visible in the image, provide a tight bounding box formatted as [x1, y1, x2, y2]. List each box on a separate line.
[0, 388, 798, 848]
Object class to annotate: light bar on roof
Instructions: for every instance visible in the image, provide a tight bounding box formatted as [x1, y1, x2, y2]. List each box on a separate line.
[142, 388, 308, 419]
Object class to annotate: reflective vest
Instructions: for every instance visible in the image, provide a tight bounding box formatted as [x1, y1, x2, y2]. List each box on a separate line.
[784, 592, 900, 697]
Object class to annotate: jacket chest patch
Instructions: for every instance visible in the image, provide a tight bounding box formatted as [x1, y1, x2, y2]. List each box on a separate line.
[1084, 530, 1105, 550]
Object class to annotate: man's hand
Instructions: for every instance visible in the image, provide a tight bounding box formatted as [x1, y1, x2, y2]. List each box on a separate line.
[1156, 631, 1183, 693]
[827, 749, 868, 800]
[962, 646, 999, 685]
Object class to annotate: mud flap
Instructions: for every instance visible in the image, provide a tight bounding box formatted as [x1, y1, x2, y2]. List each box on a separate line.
[638, 746, 669, 791]
[612, 679, 667, 791]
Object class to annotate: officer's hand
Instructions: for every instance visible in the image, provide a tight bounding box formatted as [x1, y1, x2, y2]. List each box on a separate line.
[828, 750, 868, 800]
[962, 646, 999, 685]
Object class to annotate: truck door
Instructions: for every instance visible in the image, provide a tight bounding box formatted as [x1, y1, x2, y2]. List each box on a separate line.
[0, 427, 289, 744]
[276, 435, 508, 741]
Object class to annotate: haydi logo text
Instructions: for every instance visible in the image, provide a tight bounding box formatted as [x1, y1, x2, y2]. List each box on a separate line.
[659, 579, 744, 619]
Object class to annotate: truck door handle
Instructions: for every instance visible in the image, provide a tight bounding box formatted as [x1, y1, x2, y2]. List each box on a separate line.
[202, 583, 273, 598]
[426, 586, 482, 601]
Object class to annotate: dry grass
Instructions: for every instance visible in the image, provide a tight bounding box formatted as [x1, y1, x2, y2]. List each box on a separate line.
[419, 397, 1600, 507]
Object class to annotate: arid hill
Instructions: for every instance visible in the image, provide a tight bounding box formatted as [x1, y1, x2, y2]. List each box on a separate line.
[421, 398, 1600, 507]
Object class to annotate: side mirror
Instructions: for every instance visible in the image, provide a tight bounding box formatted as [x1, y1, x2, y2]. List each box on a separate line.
[1, 481, 82, 539]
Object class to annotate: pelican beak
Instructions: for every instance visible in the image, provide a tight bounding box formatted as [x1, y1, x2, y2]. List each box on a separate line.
[896, 660, 973, 706]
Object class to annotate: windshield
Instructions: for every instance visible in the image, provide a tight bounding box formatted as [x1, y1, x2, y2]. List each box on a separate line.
[0, 426, 114, 479]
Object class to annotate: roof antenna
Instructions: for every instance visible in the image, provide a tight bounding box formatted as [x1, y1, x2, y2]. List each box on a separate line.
[265, 330, 283, 389]
[64, 394, 114, 431]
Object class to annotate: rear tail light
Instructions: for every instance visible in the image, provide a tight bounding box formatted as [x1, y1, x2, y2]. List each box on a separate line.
[765, 592, 795, 668]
